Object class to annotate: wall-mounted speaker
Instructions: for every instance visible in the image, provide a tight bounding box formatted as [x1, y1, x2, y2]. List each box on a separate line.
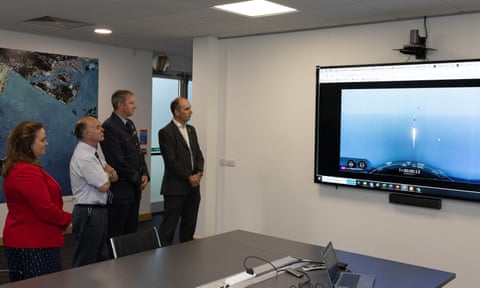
[389, 193, 442, 209]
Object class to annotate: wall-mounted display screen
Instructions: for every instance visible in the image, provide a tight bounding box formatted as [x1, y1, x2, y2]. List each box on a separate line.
[315, 59, 480, 202]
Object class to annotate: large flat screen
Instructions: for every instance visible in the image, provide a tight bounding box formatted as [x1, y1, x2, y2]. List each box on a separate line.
[315, 59, 480, 202]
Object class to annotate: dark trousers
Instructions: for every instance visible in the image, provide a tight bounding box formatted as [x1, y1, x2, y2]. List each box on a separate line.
[159, 191, 201, 246]
[72, 205, 109, 267]
[107, 200, 140, 238]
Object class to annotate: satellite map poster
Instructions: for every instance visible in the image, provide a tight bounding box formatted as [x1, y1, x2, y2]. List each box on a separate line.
[0, 48, 99, 202]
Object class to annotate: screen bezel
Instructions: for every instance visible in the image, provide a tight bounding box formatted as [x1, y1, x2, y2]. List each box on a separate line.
[314, 59, 480, 202]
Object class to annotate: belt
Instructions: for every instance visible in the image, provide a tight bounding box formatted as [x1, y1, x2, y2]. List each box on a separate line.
[75, 203, 107, 208]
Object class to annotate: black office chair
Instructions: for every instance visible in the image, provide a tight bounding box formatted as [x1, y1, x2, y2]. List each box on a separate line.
[0, 269, 23, 283]
[109, 227, 162, 259]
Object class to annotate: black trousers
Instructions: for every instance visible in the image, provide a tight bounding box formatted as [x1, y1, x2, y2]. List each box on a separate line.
[107, 200, 140, 238]
[159, 191, 201, 246]
[72, 205, 109, 267]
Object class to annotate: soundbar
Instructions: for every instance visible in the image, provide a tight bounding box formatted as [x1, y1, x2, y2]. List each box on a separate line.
[389, 193, 442, 209]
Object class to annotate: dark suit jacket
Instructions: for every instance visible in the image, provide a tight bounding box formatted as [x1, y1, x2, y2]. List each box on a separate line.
[101, 112, 149, 203]
[158, 121, 204, 196]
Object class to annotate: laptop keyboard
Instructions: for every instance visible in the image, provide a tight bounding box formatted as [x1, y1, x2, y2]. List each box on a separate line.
[337, 273, 360, 288]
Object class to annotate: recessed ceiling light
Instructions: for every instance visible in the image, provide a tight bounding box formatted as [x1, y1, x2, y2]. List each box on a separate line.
[213, 0, 297, 17]
[94, 28, 112, 34]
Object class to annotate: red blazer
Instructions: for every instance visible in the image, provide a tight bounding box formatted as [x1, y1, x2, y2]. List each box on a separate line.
[3, 162, 72, 248]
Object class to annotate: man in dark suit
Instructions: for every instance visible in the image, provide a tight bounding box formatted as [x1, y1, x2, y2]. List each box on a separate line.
[100, 90, 149, 238]
[158, 97, 204, 246]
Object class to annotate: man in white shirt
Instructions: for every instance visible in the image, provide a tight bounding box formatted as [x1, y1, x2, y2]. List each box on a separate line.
[70, 116, 118, 267]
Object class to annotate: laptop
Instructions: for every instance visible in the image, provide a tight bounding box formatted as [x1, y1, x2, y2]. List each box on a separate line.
[321, 241, 376, 288]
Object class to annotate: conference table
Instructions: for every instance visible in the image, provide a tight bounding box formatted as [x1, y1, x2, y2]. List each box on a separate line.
[0, 230, 455, 288]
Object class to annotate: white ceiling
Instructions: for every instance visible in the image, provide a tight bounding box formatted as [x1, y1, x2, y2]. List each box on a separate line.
[1, 0, 479, 60]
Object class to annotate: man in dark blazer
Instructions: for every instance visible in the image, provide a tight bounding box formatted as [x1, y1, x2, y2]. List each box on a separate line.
[158, 97, 204, 246]
[100, 90, 149, 238]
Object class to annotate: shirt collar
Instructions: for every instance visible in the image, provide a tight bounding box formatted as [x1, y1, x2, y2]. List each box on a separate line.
[78, 141, 98, 153]
[173, 119, 186, 129]
[115, 112, 129, 125]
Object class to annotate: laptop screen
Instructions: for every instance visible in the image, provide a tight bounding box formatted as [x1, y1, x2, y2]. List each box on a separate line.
[322, 242, 340, 282]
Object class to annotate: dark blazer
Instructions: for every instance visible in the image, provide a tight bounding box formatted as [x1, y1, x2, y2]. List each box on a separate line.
[101, 112, 149, 203]
[158, 121, 204, 196]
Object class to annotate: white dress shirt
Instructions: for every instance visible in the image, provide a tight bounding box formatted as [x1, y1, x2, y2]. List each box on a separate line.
[70, 141, 109, 205]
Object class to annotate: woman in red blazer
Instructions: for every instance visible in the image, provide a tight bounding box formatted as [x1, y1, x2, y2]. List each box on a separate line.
[1, 121, 72, 282]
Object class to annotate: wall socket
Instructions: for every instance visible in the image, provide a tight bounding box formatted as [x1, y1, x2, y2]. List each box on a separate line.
[220, 159, 236, 167]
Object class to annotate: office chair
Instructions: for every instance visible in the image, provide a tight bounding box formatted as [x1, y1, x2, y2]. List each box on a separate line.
[110, 227, 162, 259]
[0, 269, 23, 283]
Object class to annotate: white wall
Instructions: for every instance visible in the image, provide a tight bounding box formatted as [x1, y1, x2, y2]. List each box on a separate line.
[193, 13, 480, 288]
[0, 29, 153, 228]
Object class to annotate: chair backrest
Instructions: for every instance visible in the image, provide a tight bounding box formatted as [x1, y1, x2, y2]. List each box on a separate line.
[110, 227, 162, 259]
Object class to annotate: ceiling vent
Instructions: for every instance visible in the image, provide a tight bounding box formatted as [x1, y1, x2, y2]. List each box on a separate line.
[25, 16, 92, 29]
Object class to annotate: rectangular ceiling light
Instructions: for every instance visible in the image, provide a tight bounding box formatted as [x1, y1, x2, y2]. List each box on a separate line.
[214, 0, 297, 17]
